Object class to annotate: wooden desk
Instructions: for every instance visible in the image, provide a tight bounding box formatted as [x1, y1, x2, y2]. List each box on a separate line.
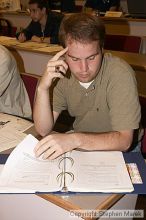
[102, 17, 146, 37]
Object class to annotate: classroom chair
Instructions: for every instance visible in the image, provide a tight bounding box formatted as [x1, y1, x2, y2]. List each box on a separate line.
[0, 18, 12, 36]
[20, 73, 39, 110]
[104, 34, 142, 53]
[20, 72, 74, 132]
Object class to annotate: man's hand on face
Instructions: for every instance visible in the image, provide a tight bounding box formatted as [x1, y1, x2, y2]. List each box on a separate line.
[38, 47, 69, 90]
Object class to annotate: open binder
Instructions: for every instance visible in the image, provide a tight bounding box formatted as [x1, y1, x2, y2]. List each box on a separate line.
[0, 135, 134, 193]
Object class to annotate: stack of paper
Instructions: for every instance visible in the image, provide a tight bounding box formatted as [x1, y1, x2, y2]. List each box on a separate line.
[0, 113, 33, 152]
[0, 134, 134, 193]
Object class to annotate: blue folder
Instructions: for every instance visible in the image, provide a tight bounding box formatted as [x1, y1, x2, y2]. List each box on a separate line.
[0, 152, 146, 194]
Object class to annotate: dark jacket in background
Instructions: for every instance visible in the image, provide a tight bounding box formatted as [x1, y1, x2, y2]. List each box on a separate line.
[16, 11, 64, 44]
[85, 0, 120, 12]
[48, 0, 76, 12]
[61, 0, 75, 12]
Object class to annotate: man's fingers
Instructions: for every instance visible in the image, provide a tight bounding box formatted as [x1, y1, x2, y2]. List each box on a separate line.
[42, 146, 57, 159]
[47, 59, 68, 70]
[50, 47, 68, 61]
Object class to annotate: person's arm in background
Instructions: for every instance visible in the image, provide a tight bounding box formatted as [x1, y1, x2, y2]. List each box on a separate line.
[16, 21, 35, 42]
[17, 32, 26, 43]
[33, 48, 68, 136]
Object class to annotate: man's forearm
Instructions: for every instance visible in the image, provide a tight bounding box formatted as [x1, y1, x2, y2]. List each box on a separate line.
[33, 87, 54, 136]
[33, 48, 68, 137]
[70, 130, 133, 151]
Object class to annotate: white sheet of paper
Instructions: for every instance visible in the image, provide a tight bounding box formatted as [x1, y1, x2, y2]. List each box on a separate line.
[0, 134, 62, 193]
[0, 113, 33, 132]
[0, 113, 33, 152]
[67, 151, 134, 193]
[0, 128, 26, 152]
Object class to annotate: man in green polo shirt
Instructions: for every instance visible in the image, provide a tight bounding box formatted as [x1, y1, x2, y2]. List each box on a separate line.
[33, 13, 141, 160]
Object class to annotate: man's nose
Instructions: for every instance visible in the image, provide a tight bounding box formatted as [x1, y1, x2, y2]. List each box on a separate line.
[80, 59, 89, 72]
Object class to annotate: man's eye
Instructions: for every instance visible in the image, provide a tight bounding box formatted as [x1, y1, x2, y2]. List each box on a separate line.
[71, 57, 79, 61]
[88, 55, 96, 60]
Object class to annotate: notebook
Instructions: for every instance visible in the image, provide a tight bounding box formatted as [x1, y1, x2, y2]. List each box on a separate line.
[0, 134, 134, 193]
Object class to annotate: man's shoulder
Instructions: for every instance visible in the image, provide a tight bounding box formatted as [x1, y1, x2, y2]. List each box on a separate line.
[104, 52, 133, 70]
[0, 45, 13, 66]
[102, 53, 135, 80]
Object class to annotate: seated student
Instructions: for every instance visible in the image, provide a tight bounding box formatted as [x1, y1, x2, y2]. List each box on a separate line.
[16, 0, 64, 44]
[33, 13, 141, 160]
[84, 0, 120, 13]
[0, 45, 32, 119]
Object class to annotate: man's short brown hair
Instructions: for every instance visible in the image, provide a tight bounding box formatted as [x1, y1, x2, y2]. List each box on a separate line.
[59, 13, 105, 48]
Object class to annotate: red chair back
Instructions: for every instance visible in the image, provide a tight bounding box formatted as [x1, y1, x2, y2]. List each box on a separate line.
[21, 73, 39, 110]
[104, 35, 141, 53]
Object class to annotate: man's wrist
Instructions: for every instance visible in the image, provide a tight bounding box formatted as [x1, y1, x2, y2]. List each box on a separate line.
[37, 85, 50, 93]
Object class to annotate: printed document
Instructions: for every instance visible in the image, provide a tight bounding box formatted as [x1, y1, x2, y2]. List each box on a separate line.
[0, 134, 134, 193]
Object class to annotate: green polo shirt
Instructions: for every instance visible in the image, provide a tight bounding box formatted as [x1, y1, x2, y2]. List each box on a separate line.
[53, 53, 141, 133]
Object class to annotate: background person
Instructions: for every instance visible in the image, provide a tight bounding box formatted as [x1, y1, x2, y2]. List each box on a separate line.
[0, 45, 32, 119]
[33, 13, 141, 160]
[84, 0, 120, 13]
[16, 0, 64, 44]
